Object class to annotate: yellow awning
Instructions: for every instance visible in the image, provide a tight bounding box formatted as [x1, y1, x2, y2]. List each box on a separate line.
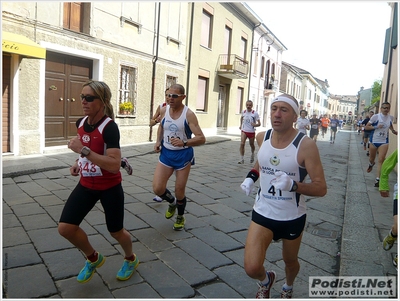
[2, 32, 46, 59]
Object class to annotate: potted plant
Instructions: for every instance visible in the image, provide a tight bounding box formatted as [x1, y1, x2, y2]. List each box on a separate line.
[119, 102, 133, 115]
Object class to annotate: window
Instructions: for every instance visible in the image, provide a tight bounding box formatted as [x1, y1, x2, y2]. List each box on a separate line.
[236, 87, 244, 114]
[118, 65, 137, 115]
[63, 2, 89, 33]
[264, 60, 270, 89]
[197, 76, 208, 111]
[240, 37, 247, 61]
[224, 26, 231, 56]
[166, 75, 177, 90]
[201, 10, 212, 48]
[260, 56, 265, 78]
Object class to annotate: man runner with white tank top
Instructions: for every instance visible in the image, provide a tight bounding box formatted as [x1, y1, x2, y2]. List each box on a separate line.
[152, 84, 206, 231]
[240, 93, 327, 298]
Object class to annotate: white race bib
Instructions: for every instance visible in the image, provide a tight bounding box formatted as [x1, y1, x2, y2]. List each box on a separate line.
[78, 157, 103, 177]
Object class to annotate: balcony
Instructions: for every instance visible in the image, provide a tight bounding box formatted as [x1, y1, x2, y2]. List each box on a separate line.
[264, 80, 278, 96]
[217, 54, 248, 79]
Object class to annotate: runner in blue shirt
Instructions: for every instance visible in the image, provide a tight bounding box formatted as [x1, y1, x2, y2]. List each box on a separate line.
[329, 114, 340, 144]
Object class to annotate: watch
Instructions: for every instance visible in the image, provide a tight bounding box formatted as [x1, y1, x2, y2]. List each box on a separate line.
[81, 146, 91, 157]
[290, 181, 298, 192]
[183, 141, 187, 147]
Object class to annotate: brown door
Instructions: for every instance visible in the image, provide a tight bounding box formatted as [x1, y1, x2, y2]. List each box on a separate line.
[2, 54, 11, 153]
[45, 52, 92, 146]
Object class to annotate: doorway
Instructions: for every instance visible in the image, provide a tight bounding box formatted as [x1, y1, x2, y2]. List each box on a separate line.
[45, 52, 92, 146]
[217, 85, 226, 128]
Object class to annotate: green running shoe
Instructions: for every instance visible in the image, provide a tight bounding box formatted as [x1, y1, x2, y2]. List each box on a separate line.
[383, 231, 397, 251]
[165, 204, 177, 219]
[116, 255, 139, 281]
[77, 253, 105, 283]
[173, 215, 185, 231]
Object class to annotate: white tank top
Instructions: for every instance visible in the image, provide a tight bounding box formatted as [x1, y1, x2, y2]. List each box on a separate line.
[162, 105, 192, 150]
[254, 129, 307, 221]
[370, 113, 393, 144]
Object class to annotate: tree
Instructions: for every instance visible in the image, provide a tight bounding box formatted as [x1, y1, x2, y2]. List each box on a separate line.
[371, 79, 382, 105]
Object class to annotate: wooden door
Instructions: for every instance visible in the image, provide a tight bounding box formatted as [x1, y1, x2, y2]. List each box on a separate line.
[2, 54, 11, 153]
[45, 52, 92, 146]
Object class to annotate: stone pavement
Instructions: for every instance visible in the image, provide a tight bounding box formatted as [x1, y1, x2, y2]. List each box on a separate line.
[2, 126, 397, 298]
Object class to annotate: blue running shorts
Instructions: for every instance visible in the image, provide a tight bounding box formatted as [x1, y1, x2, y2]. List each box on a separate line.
[159, 146, 195, 170]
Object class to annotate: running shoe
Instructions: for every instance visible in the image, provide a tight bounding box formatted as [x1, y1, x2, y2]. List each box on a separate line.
[256, 270, 276, 298]
[116, 255, 139, 281]
[153, 196, 163, 202]
[173, 215, 185, 231]
[165, 203, 177, 219]
[383, 231, 397, 251]
[238, 159, 244, 164]
[77, 253, 105, 283]
[122, 157, 133, 175]
[393, 254, 398, 271]
[280, 288, 293, 299]
[367, 162, 375, 173]
[374, 179, 380, 187]
[250, 154, 255, 163]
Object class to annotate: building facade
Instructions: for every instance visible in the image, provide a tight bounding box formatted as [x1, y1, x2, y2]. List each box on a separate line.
[380, 2, 398, 157]
[184, 2, 259, 136]
[2, 2, 265, 156]
[2, 2, 189, 155]
[248, 23, 287, 128]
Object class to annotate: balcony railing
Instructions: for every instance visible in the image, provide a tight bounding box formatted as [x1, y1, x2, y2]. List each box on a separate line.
[217, 54, 248, 79]
[264, 79, 278, 95]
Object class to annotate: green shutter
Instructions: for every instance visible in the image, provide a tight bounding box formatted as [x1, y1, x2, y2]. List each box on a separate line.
[391, 3, 398, 48]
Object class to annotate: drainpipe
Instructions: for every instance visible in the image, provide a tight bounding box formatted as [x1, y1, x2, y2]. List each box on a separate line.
[149, 2, 161, 142]
[185, 2, 195, 106]
[247, 23, 262, 103]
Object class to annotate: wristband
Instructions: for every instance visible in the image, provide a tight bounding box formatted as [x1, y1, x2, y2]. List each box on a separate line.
[246, 169, 259, 182]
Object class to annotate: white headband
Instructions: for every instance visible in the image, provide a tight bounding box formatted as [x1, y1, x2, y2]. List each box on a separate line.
[271, 95, 299, 115]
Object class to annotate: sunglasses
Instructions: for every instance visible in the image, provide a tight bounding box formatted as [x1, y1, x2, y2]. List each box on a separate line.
[165, 93, 184, 98]
[80, 94, 99, 102]
[381, 107, 390, 110]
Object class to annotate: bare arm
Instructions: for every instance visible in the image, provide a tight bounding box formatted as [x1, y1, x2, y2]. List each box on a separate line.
[239, 115, 243, 130]
[252, 118, 261, 128]
[68, 137, 121, 173]
[171, 109, 206, 147]
[150, 105, 161, 127]
[296, 137, 327, 197]
[154, 106, 166, 152]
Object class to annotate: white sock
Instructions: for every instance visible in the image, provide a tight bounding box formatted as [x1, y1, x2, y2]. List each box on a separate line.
[261, 272, 271, 286]
[282, 283, 293, 291]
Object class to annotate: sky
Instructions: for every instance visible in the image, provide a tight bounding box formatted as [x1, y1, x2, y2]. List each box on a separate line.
[246, 1, 391, 95]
